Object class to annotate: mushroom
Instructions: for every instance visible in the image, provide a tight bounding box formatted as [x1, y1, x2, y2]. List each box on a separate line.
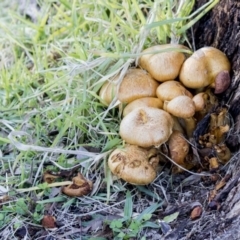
[192, 89, 218, 121]
[164, 95, 196, 138]
[139, 44, 188, 82]
[62, 173, 93, 197]
[192, 92, 207, 112]
[123, 97, 163, 117]
[99, 80, 117, 106]
[99, 68, 159, 106]
[119, 107, 174, 148]
[168, 130, 194, 172]
[156, 80, 193, 102]
[118, 68, 159, 104]
[179, 47, 231, 93]
[108, 145, 159, 185]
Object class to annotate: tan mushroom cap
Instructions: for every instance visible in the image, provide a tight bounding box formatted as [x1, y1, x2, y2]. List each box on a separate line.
[192, 92, 207, 112]
[179, 47, 231, 89]
[164, 95, 195, 118]
[156, 80, 193, 102]
[139, 44, 188, 82]
[118, 68, 159, 104]
[120, 107, 173, 148]
[123, 97, 163, 117]
[108, 145, 159, 185]
[99, 80, 117, 106]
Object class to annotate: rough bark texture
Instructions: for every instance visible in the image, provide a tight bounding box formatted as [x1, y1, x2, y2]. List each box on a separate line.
[191, 1, 240, 239]
[192, 0, 240, 151]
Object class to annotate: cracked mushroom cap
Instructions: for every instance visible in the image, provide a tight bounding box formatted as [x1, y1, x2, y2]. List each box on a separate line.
[108, 145, 159, 185]
[118, 68, 159, 104]
[179, 47, 231, 90]
[139, 44, 188, 82]
[120, 107, 173, 148]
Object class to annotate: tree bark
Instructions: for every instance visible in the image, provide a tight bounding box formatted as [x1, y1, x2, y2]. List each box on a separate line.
[192, 0, 240, 151]
[190, 1, 240, 239]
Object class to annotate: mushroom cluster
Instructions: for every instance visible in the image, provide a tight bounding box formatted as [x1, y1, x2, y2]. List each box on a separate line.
[99, 44, 231, 184]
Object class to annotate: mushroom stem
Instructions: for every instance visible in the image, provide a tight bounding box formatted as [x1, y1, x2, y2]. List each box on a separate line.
[182, 117, 196, 138]
[172, 116, 185, 134]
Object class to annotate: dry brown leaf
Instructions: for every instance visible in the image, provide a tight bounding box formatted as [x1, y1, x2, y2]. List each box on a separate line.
[43, 172, 59, 184]
[62, 173, 93, 197]
[42, 215, 57, 229]
[190, 206, 202, 220]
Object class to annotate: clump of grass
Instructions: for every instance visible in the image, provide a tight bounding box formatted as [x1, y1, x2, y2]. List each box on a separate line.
[0, 0, 219, 238]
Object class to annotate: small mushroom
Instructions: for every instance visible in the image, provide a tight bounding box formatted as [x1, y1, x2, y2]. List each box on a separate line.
[156, 80, 193, 102]
[118, 68, 159, 104]
[164, 95, 196, 138]
[123, 97, 163, 117]
[99, 80, 118, 106]
[108, 145, 159, 185]
[179, 47, 231, 92]
[119, 107, 174, 148]
[192, 92, 207, 112]
[139, 44, 188, 82]
[168, 130, 194, 172]
[62, 173, 93, 197]
[193, 89, 218, 121]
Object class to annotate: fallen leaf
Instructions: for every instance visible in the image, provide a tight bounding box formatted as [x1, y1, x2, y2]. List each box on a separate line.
[42, 215, 57, 229]
[190, 206, 202, 220]
[43, 172, 59, 184]
[163, 212, 179, 223]
[62, 173, 93, 197]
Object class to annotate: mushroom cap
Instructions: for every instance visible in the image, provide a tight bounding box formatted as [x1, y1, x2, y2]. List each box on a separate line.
[123, 97, 163, 117]
[120, 107, 173, 147]
[156, 80, 193, 102]
[118, 68, 159, 104]
[139, 44, 188, 82]
[179, 47, 231, 89]
[192, 92, 207, 112]
[108, 145, 159, 185]
[164, 95, 195, 118]
[99, 80, 117, 106]
[201, 47, 231, 78]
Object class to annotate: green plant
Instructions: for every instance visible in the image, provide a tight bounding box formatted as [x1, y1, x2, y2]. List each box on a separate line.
[107, 191, 161, 239]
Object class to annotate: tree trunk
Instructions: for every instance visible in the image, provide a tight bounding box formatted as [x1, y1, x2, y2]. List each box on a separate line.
[192, 0, 240, 151]
[189, 1, 240, 239]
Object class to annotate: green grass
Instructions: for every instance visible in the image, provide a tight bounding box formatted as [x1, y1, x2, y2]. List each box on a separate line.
[0, 0, 219, 239]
